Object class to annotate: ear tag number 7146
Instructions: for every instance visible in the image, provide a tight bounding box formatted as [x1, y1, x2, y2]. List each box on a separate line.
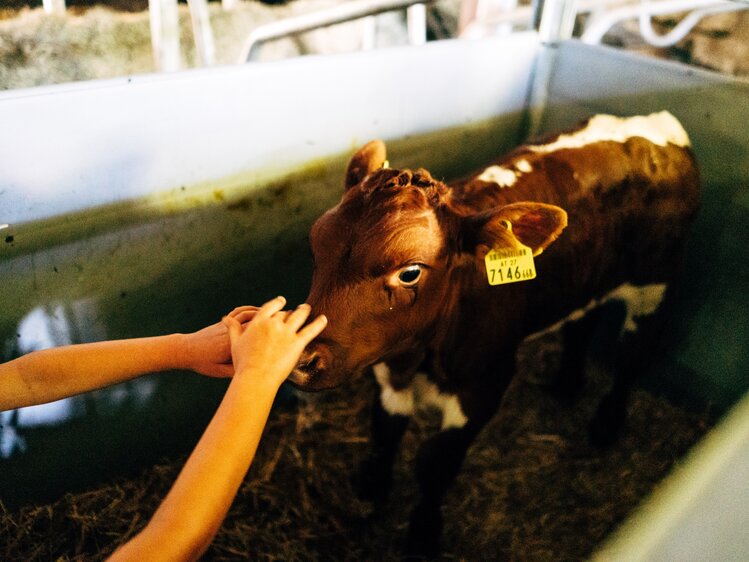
[484, 245, 536, 285]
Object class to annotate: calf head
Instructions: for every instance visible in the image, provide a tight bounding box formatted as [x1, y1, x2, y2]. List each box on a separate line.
[289, 141, 567, 391]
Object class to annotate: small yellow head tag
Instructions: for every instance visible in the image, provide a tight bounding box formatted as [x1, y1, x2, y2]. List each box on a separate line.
[484, 244, 536, 285]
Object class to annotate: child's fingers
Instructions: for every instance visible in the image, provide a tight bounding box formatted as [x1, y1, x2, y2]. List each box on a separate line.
[226, 305, 259, 319]
[255, 296, 287, 320]
[286, 304, 312, 331]
[234, 312, 257, 325]
[222, 314, 242, 340]
[273, 310, 293, 322]
[298, 314, 327, 344]
[230, 308, 259, 324]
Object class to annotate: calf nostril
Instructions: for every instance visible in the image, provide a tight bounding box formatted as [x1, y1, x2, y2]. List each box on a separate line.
[298, 347, 331, 374]
[305, 353, 322, 372]
[299, 351, 319, 370]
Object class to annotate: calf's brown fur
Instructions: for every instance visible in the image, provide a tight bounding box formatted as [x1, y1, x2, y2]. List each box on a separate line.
[291, 112, 700, 556]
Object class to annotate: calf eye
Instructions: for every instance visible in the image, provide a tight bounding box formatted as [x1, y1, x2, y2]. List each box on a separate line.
[397, 265, 422, 286]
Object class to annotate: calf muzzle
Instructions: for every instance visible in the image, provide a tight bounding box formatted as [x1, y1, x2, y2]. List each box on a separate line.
[288, 344, 335, 391]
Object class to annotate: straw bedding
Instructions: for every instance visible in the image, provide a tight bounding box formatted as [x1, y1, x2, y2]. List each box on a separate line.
[1, 354, 712, 561]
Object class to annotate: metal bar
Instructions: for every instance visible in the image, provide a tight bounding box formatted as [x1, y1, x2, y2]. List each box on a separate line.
[523, 0, 576, 144]
[362, 16, 377, 50]
[461, 0, 745, 45]
[187, 0, 216, 66]
[535, 0, 578, 43]
[238, 0, 433, 62]
[407, 3, 428, 45]
[149, 0, 182, 72]
[523, 44, 556, 140]
[460, 0, 634, 37]
[638, 2, 748, 48]
[581, 0, 746, 45]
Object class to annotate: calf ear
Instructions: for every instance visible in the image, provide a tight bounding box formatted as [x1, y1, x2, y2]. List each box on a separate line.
[468, 202, 568, 257]
[345, 140, 387, 190]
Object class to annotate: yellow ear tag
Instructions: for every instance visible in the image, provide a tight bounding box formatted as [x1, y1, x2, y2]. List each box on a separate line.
[484, 243, 537, 285]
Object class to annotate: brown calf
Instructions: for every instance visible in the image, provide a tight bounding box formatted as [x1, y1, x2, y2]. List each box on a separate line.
[290, 112, 700, 556]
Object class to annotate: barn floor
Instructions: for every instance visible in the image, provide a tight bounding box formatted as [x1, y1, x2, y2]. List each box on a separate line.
[1, 353, 713, 561]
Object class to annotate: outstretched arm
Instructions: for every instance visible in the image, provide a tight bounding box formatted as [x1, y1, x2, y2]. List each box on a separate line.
[0, 307, 257, 412]
[108, 297, 327, 562]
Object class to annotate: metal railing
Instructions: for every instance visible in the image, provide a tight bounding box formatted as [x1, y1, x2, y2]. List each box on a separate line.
[581, 0, 749, 46]
[238, 0, 433, 63]
[460, 0, 749, 47]
[36, 0, 749, 69]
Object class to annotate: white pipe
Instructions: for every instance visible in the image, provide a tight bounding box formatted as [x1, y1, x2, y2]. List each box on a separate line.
[460, 0, 748, 44]
[187, 0, 216, 66]
[407, 3, 428, 46]
[582, 0, 746, 45]
[149, 0, 182, 72]
[239, 0, 434, 62]
[362, 16, 377, 50]
[638, 0, 748, 48]
[536, 0, 578, 43]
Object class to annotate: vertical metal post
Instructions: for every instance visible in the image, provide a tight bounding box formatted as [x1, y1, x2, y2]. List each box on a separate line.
[533, 0, 578, 43]
[362, 16, 377, 50]
[149, 0, 182, 72]
[187, 0, 216, 66]
[406, 3, 427, 45]
[525, 0, 577, 140]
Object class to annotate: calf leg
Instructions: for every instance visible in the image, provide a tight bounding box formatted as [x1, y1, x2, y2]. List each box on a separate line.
[406, 383, 504, 558]
[356, 358, 424, 501]
[589, 348, 635, 449]
[406, 423, 483, 557]
[551, 312, 599, 402]
[552, 301, 628, 403]
[589, 286, 671, 448]
[354, 392, 410, 502]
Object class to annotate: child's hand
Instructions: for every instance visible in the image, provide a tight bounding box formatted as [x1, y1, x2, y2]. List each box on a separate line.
[182, 306, 258, 377]
[223, 297, 327, 390]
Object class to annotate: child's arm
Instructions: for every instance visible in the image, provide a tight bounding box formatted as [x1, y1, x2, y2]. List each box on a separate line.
[108, 297, 327, 562]
[0, 306, 257, 411]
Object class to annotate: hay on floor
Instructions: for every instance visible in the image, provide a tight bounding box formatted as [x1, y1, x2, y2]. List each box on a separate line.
[0, 352, 712, 561]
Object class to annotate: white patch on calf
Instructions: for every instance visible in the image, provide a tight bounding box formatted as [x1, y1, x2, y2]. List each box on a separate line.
[373, 363, 469, 429]
[529, 111, 691, 154]
[477, 159, 533, 189]
[373, 363, 415, 416]
[524, 282, 668, 344]
[515, 159, 533, 173]
[608, 283, 668, 333]
[415, 375, 469, 430]
[478, 165, 518, 188]
[436, 392, 470, 430]
[520, 282, 667, 384]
